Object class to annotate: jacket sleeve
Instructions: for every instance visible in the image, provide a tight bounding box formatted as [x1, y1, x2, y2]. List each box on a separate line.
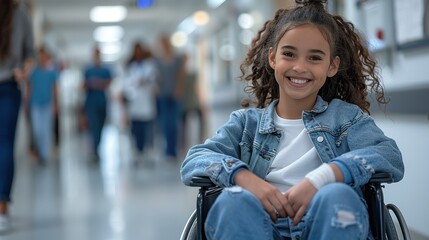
[333, 114, 404, 188]
[180, 110, 249, 187]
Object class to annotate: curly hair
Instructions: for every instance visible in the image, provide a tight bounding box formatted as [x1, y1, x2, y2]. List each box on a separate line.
[239, 1, 387, 114]
[0, 0, 17, 61]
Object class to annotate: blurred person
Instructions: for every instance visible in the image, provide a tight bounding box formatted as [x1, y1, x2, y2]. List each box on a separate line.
[82, 46, 112, 164]
[23, 50, 62, 162]
[181, 68, 206, 154]
[26, 46, 59, 165]
[0, 0, 35, 233]
[123, 41, 159, 165]
[154, 35, 187, 162]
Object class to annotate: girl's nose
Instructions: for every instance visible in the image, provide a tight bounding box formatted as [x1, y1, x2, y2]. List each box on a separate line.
[292, 59, 307, 73]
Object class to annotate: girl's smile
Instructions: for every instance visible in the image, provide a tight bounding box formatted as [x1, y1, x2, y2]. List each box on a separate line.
[288, 76, 311, 87]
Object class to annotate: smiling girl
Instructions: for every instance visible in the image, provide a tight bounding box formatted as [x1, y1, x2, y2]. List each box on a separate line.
[180, 1, 404, 239]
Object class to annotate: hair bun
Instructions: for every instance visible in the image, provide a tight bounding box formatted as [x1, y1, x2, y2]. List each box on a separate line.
[295, 0, 327, 5]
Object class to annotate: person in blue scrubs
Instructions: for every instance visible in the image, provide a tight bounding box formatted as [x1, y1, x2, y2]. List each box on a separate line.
[82, 47, 112, 163]
[27, 47, 58, 165]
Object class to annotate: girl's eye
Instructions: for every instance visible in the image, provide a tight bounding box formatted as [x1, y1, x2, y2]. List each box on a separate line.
[282, 51, 294, 58]
[309, 55, 322, 61]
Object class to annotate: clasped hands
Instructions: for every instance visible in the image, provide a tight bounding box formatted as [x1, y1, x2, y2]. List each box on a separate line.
[234, 170, 317, 225]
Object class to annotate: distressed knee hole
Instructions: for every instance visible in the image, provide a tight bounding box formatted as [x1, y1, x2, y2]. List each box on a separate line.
[331, 207, 362, 229]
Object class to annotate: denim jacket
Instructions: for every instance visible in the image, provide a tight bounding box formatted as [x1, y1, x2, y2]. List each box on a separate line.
[180, 96, 404, 193]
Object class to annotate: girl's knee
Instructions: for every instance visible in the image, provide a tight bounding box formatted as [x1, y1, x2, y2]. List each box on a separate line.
[214, 186, 260, 209]
[310, 183, 367, 218]
[305, 183, 369, 238]
[309, 183, 368, 221]
[206, 187, 261, 228]
[316, 183, 358, 202]
[206, 187, 274, 239]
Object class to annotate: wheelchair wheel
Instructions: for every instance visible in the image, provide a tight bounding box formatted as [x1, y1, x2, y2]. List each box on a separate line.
[384, 205, 399, 240]
[180, 210, 198, 240]
[386, 203, 411, 240]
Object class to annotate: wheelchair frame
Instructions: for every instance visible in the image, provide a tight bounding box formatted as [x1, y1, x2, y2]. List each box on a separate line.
[180, 172, 410, 240]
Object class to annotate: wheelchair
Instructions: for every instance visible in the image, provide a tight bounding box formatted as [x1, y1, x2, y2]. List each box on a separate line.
[180, 172, 410, 240]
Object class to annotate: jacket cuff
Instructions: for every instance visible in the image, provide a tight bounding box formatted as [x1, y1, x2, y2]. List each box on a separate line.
[220, 158, 248, 186]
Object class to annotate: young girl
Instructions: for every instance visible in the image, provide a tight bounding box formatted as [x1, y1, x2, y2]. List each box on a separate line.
[180, 0, 404, 239]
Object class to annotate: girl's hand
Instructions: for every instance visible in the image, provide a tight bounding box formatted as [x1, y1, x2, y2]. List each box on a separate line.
[283, 178, 317, 225]
[234, 170, 294, 222]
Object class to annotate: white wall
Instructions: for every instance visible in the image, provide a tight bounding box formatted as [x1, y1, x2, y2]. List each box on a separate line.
[381, 46, 429, 90]
[373, 113, 429, 237]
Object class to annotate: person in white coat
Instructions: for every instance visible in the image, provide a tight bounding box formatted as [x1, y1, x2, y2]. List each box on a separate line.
[123, 41, 159, 164]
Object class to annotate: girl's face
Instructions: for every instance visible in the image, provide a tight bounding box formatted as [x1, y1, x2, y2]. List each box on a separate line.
[269, 24, 339, 108]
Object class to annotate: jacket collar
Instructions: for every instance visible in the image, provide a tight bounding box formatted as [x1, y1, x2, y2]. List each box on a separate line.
[306, 96, 329, 114]
[259, 96, 328, 134]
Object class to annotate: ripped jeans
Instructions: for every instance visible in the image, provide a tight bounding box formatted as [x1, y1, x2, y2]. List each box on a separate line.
[205, 183, 371, 240]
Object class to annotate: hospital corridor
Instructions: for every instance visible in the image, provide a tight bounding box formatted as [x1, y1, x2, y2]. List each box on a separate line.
[8, 89, 199, 240]
[1, 0, 429, 239]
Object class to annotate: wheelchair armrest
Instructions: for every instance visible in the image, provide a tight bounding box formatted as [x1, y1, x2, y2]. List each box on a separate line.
[190, 172, 394, 187]
[190, 176, 217, 188]
[369, 172, 394, 184]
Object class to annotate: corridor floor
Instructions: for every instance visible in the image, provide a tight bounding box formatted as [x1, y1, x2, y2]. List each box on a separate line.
[3, 108, 198, 240]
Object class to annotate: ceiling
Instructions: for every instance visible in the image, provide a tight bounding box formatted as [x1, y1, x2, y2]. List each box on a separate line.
[31, 0, 218, 65]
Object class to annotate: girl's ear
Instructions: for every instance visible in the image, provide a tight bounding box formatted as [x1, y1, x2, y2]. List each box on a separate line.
[327, 56, 340, 77]
[268, 47, 275, 69]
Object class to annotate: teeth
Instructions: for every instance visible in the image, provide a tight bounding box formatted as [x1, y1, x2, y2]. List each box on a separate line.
[290, 78, 308, 84]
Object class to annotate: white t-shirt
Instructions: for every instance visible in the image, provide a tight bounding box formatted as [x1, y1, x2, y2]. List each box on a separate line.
[265, 111, 322, 193]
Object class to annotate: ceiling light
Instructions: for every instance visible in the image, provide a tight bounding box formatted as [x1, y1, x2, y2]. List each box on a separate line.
[93, 26, 124, 42]
[90, 6, 127, 23]
[99, 42, 122, 55]
[101, 53, 120, 63]
[238, 13, 254, 29]
[171, 31, 188, 48]
[193, 11, 209, 26]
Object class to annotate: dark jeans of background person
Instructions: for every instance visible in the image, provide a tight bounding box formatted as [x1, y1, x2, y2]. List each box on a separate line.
[84, 97, 107, 160]
[182, 107, 205, 150]
[0, 80, 21, 202]
[130, 120, 154, 153]
[158, 96, 181, 159]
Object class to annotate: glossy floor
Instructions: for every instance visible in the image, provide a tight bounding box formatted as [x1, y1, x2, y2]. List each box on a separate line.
[3, 109, 199, 240]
